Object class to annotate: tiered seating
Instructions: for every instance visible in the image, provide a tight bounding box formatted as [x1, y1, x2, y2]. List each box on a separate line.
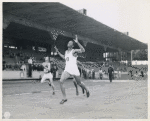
[3, 47, 130, 74]
[3, 47, 50, 70]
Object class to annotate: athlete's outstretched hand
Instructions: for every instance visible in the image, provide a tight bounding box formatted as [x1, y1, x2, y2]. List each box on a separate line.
[54, 46, 58, 52]
[74, 35, 78, 43]
[54, 46, 65, 59]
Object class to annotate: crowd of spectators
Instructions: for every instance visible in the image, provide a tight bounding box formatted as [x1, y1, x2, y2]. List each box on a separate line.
[3, 47, 49, 71]
[3, 61, 22, 71]
[3, 48, 148, 81]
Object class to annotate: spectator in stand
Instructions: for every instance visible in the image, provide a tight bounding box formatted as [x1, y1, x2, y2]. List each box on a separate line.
[32, 64, 35, 71]
[34, 63, 37, 71]
[129, 67, 133, 80]
[51, 64, 58, 80]
[85, 68, 88, 79]
[99, 68, 103, 80]
[9, 64, 12, 70]
[3, 61, 6, 70]
[31, 64, 33, 71]
[34, 64, 38, 71]
[14, 62, 18, 70]
[14, 53, 18, 63]
[39, 64, 41, 71]
[108, 65, 114, 83]
[51, 61, 54, 68]
[89, 70, 92, 79]
[37, 64, 40, 71]
[26, 54, 29, 59]
[28, 57, 33, 77]
[92, 69, 95, 79]
[82, 69, 86, 79]
[54, 64, 58, 78]
[20, 51, 23, 57]
[20, 61, 26, 78]
[86, 69, 89, 79]
[140, 68, 144, 78]
[91, 69, 93, 79]
[10, 52, 14, 58]
[40, 64, 44, 71]
[24, 53, 26, 59]
[117, 67, 120, 79]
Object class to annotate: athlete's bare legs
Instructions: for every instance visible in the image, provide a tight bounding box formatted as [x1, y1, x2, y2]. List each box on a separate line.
[49, 79, 55, 95]
[74, 76, 90, 97]
[81, 82, 85, 94]
[73, 79, 79, 95]
[59, 71, 70, 104]
[41, 75, 55, 95]
[73, 79, 85, 95]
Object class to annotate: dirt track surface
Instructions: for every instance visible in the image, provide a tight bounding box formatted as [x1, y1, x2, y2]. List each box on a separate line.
[2, 79, 147, 119]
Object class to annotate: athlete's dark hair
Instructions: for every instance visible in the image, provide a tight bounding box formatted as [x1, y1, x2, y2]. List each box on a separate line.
[70, 40, 75, 46]
[64, 40, 75, 50]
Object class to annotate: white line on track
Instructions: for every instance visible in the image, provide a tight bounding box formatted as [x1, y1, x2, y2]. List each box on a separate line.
[20, 93, 31, 95]
[91, 80, 136, 82]
[3, 80, 146, 97]
[3, 88, 63, 96]
[1, 86, 125, 96]
[3, 80, 37, 83]
[3, 79, 140, 83]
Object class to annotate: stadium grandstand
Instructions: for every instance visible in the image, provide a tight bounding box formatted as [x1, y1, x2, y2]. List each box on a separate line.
[3, 2, 148, 80]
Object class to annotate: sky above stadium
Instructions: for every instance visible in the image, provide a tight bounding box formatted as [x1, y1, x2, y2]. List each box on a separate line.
[61, 0, 150, 44]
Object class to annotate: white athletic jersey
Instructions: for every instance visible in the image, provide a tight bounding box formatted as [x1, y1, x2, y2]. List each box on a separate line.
[42, 62, 51, 73]
[21, 64, 26, 71]
[64, 49, 80, 76]
[28, 59, 33, 64]
[65, 49, 77, 66]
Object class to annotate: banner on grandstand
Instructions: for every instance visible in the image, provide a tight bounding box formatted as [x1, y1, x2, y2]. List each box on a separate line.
[132, 61, 148, 65]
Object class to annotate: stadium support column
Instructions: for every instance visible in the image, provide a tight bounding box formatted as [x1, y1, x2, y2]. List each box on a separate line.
[104, 46, 107, 61]
[82, 41, 88, 60]
[48, 31, 57, 57]
[47, 44, 51, 55]
[34, 42, 38, 52]
[131, 50, 133, 65]
[126, 51, 131, 66]
[118, 49, 122, 61]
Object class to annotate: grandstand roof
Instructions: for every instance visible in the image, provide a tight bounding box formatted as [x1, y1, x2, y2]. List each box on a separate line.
[3, 2, 147, 51]
[3, 22, 53, 44]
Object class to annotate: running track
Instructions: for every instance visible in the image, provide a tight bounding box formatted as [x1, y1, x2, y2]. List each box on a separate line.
[2, 79, 148, 119]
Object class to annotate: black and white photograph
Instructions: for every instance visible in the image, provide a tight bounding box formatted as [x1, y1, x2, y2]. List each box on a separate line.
[2, 0, 149, 119]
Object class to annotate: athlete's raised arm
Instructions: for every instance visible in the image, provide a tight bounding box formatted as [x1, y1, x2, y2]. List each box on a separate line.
[73, 35, 85, 53]
[54, 46, 65, 60]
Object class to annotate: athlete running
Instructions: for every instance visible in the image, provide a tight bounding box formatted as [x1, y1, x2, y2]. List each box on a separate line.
[54, 35, 90, 104]
[41, 57, 55, 95]
[73, 55, 85, 96]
